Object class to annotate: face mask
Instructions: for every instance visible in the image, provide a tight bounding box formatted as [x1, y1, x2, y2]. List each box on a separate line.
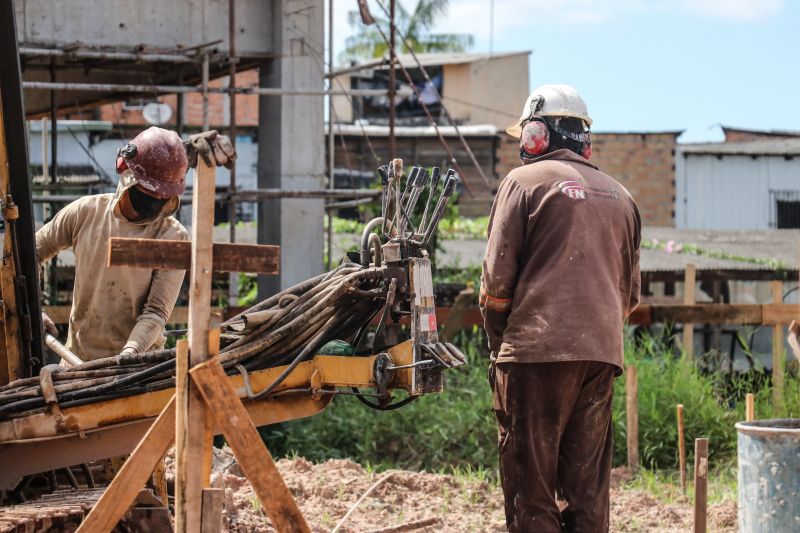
[127, 186, 168, 220]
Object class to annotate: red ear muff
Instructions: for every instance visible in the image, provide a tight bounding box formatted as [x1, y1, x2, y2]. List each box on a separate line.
[116, 156, 128, 174]
[581, 131, 592, 160]
[520, 119, 549, 163]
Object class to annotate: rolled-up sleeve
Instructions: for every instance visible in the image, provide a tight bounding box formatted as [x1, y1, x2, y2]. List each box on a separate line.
[480, 177, 528, 353]
[123, 228, 188, 353]
[36, 200, 82, 263]
[627, 205, 642, 315]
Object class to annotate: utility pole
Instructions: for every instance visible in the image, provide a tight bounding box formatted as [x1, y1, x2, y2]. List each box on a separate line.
[388, 0, 396, 160]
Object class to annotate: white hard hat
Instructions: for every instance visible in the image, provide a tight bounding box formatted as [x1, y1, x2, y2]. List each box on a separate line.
[506, 84, 592, 138]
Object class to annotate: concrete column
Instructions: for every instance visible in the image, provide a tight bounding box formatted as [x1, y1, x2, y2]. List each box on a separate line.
[257, 0, 325, 296]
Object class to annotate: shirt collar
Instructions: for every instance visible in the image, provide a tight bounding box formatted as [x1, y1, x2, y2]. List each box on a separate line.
[528, 148, 598, 170]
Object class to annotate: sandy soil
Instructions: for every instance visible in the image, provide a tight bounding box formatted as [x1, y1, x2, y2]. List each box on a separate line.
[165, 447, 737, 532]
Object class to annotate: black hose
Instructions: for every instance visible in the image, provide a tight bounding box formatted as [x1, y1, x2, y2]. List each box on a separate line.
[351, 387, 418, 411]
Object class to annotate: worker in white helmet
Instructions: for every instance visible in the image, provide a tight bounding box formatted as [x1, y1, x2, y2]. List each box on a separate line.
[481, 84, 641, 532]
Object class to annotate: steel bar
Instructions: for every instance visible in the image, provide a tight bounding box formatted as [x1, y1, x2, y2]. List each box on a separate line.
[23, 81, 387, 97]
[19, 47, 206, 64]
[228, 0, 239, 307]
[31, 188, 381, 204]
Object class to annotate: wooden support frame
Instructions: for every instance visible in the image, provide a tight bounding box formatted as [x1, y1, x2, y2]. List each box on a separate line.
[190, 359, 311, 532]
[693, 438, 709, 533]
[108, 238, 280, 274]
[176, 160, 216, 532]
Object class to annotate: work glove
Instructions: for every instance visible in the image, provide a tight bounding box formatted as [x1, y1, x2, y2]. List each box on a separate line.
[41, 312, 58, 336]
[184, 130, 236, 170]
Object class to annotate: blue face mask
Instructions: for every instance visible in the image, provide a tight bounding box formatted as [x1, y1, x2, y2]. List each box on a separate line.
[127, 186, 167, 219]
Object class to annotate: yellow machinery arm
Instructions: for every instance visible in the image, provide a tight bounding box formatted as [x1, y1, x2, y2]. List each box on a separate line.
[0, 341, 415, 490]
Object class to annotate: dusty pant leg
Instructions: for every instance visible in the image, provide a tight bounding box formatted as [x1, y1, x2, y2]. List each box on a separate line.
[557, 362, 615, 533]
[493, 363, 584, 533]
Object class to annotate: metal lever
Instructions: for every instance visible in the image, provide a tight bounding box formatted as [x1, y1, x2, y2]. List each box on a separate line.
[422, 169, 460, 246]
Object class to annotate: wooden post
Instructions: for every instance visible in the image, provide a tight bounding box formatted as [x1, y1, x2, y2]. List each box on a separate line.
[745, 393, 755, 422]
[190, 359, 311, 532]
[693, 438, 708, 533]
[175, 160, 216, 532]
[682, 263, 696, 359]
[200, 488, 224, 533]
[772, 280, 785, 415]
[677, 404, 686, 495]
[77, 397, 177, 532]
[626, 365, 639, 473]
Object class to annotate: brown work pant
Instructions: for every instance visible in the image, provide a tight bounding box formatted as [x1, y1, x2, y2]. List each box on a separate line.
[490, 361, 616, 533]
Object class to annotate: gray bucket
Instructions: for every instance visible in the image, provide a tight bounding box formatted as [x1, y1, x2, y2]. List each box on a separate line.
[736, 419, 800, 532]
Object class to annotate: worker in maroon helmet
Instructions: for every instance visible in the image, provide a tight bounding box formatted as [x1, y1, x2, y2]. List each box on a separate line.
[36, 127, 190, 361]
[480, 85, 641, 533]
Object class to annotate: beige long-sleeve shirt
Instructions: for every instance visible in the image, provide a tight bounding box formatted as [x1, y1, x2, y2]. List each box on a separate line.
[36, 190, 188, 360]
[480, 149, 641, 373]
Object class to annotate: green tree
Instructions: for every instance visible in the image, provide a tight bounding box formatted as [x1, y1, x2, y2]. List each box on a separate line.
[341, 0, 474, 64]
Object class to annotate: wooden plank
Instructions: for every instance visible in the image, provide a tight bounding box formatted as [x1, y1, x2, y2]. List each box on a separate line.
[152, 457, 169, 506]
[176, 160, 216, 533]
[626, 366, 639, 473]
[108, 237, 280, 274]
[745, 393, 755, 422]
[76, 396, 176, 533]
[174, 338, 190, 530]
[693, 438, 708, 533]
[440, 288, 475, 342]
[190, 359, 311, 533]
[682, 264, 696, 359]
[772, 281, 785, 415]
[200, 488, 224, 533]
[677, 404, 686, 495]
[651, 304, 763, 325]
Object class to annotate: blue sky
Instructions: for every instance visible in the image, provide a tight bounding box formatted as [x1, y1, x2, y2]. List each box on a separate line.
[331, 0, 796, 142]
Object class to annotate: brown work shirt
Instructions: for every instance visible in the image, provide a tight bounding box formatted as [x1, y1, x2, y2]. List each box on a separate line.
[480, 149, 641, 372]
[36, 186, 188, 360]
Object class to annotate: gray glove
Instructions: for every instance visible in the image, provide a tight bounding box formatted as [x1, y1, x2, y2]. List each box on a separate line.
[185, 130, 237, 169]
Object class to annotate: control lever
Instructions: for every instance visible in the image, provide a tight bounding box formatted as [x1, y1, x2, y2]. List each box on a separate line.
[422, 169, 459, 246]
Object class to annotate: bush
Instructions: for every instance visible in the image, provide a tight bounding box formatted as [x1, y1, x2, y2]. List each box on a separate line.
[260, 329, 800, 474]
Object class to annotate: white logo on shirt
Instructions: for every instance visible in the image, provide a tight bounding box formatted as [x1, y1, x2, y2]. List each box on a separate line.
[558, 180, 586, 200]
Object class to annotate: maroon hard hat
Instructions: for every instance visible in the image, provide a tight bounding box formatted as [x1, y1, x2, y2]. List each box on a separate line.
[117, 127, 188, 197]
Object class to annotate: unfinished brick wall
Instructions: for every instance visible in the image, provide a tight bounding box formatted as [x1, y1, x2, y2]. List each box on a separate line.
[97, 70, 260, 129]
[586, 132, 679, 227]
[494, 131, 679, 226]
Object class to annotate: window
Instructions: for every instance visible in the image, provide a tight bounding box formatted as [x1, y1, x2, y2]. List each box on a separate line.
[770, 190, 800, 228]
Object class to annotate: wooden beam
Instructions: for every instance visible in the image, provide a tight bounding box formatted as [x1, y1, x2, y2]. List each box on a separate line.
[682, 264, 696, 359]
[772, 281, 785, 415]
[626, 366, 639, 474]
[677, 404, 686, 495]
[693, 438, 708, 533]
[652, 304, 764, 325]
[190, 359, 311, 533]
[200, 488, 224, 533]
[108, 237, 280, 274]
[176, 161, 216, 533]
[76, 396, 176, 533]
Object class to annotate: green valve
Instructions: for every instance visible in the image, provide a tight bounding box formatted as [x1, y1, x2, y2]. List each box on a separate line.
[318, 340, 356, 355]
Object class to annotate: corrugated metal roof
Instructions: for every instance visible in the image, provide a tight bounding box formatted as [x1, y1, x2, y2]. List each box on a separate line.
[330, 123, 498, 137]
[720, 125, 800, 138]
[640, 227, 800, 272]
[679, 139, 800, 156]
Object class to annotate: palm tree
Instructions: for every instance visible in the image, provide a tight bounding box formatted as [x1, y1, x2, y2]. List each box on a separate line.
[341, 0, 474, 65]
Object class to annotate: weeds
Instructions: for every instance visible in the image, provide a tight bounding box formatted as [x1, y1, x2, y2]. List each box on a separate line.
[261, 329, 799, 482]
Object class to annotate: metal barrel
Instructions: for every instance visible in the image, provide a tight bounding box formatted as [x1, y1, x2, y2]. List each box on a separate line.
[736, 419, 800, 532]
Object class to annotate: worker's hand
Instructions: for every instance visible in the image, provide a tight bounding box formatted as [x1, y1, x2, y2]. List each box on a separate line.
[184, 130, 236, 170]
[41, 312, 58, 336]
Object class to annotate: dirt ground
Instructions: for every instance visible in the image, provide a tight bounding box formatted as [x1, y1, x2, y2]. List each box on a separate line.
[165, 447, 737, 532]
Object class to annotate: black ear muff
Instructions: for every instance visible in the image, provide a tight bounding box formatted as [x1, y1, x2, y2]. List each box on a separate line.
[520, 118, 550, 163]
